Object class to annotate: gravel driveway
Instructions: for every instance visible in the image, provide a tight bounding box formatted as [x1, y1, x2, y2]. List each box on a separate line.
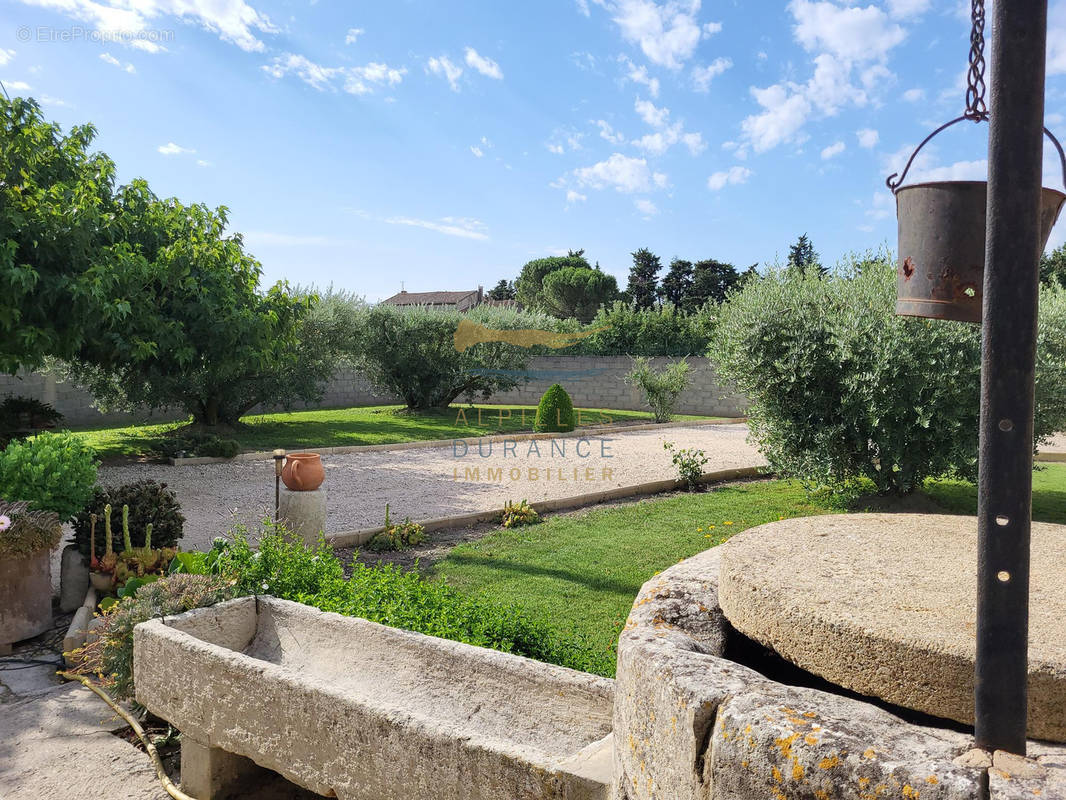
[92, 423, 764, 552]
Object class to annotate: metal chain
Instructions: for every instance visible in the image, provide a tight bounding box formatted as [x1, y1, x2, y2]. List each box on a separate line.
[965, 0, 988, 119]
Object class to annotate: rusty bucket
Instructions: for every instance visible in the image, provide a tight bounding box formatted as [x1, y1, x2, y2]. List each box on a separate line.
[895, 182, 1066, 323]
[888, 115, 1066, 323]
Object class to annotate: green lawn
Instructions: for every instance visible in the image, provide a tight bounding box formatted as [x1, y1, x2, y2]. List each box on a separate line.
[431, 464, 1066, 676]
[72, 404, 720, 460]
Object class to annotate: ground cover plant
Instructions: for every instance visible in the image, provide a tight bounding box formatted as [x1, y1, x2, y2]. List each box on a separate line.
[70, 403, 714, 459]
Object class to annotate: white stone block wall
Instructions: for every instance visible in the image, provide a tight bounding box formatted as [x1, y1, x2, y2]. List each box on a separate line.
[0, 356, 746, 428]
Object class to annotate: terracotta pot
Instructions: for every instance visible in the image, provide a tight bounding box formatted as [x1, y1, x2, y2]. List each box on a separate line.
[281, 452, 325, 491]
[0, 547, 53, 648]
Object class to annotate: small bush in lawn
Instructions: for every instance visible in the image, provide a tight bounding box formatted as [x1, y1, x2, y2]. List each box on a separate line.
[625, 357, 691, 422]
[153, 432, 240, 459]
[708, 253, 1066, 495]
[499, 499, 540, 528]
[72, 480, 185, 559]
[0, 431, 98, 521]
[70, 573, 237, 699]
[534, 384, 575, 432]
[664, 442, 709, 490]
[366, 504, 426, 552]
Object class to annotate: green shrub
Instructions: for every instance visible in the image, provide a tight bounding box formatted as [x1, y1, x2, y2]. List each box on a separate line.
[708, 254, 1066, 495]
[70, 573, 237, 699]
[71, 480, 185, 560]
[216, 524, 609, 675]
[534, 384, 575, 432]
[0, 499, 62, 558]
[499, 499, 540, 528]
[366, 504, 427, 552]
[663, 442, 709, 490]
[0, 397, 63, 446]
[578, 301, 716, 356]
[152, 432, 240, 459]
[0, 431, 98, 521]
[625, 357, 691, 422]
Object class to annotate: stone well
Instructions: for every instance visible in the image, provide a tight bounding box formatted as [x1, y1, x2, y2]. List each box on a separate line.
[613, 515, 1066, 800]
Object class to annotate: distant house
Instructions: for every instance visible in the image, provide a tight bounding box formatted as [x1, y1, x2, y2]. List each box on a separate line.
[382, 286, 484, 311]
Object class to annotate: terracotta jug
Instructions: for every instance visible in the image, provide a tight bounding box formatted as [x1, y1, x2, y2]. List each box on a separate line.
[281, 452, 325, 491]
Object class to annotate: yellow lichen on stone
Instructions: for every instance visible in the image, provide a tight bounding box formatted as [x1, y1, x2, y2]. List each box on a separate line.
[863, 748, 877, 759]
[815, 790, 829, 800]
[902, 784, 920, 798]
[805, 734, 819, 746]
[793, 762, 806, 781]
[925, 776, 938, 785]
[772, 766, 783, 783]
[819, 755, 841, 770]
[776, 732, 800, 759]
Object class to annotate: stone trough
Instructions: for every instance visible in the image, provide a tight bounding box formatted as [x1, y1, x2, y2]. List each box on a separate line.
[613, 515, 1066, 800]
[134, 596, 614, 800]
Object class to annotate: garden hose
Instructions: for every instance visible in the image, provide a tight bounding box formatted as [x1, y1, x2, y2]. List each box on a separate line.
[58, 671, 199, 800]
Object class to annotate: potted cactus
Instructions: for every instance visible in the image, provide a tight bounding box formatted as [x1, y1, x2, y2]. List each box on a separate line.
[0, 500, 63, 653]
[90, 504, 175, 594]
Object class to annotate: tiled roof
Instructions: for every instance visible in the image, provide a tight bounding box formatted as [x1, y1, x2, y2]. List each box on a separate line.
[382, 290, 478, 306]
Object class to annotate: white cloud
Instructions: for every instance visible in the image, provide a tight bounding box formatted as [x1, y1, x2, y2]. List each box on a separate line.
[806, 53, 866, 113]
[0, 50, 14, 67]
[263, 54, 405, 95]
[619, 55, 660, 97]
[821, 140, 845, 159]
[99, 52, 135, 73]
[130, 39, 165, 53]
[691, 57, 731, 92]
[576, 0, 591, 15]
[741, 84, 812, 153]
[602, 0, 721, 70]
[39, 95, 70, 107]
[1, 80, 30, 91]
[158, 142, 194, 155]
[427, 55, 463, 91]
[572, 153, 668, 193]
[596, 119, 626, 143]
[12, 0, 277, 52]
[464, 47, 503, 79]
[856, 128, 879, 148]
[566, 190, 587, 204]
[196, 159, 212, 167]
[634, 198, 659, 216]
[707, 165, 752, 190]
[354, 211, 488, 240]
[470, 146, 484, 157]
[1049, 1, 1066, 75]
[910, 158, 987, 183]
[886, 0, 930, 19]
[790, 0, 906, 63]
[632, 124, 680, 155]
[547, 143, 566, 155]
[681, 131, 705, 155]
[635, 97, 670, 127]
[902, 87, 925, 102]
[345, 28, 364, 45]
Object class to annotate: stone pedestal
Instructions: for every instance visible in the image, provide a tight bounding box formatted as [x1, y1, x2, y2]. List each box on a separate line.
[278, 488, 327, 546]
[59, 544, 89, 612]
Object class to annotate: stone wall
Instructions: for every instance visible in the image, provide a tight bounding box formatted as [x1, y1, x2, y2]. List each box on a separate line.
[0, 356, 746, 428]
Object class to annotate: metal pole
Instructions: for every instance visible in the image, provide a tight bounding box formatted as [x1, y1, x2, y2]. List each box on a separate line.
[975, 0, 1048, 756]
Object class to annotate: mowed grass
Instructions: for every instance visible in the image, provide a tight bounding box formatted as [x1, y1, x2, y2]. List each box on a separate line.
[71, 404, 720, 460]
[431, 465, 1066, 677]
[432, 480, 832, 675]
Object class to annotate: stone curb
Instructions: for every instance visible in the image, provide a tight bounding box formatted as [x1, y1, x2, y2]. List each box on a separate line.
[166, 417, 747, 466]
[325, 464, 766, 549]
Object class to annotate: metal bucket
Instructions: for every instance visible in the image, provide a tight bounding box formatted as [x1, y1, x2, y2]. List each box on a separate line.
[895, 181, 1066, 323]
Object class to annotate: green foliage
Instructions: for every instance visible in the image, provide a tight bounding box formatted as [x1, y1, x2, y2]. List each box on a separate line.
[499, 499, 540, 528]
[515, 253, 591, 311]
[534, 384, 575, 432]
[709, 254, 1066, 495]
[72, 480, 184, 559]
[151, 432, 240, 459]
[627, 248, 661, 311]
[366, 504, 427, 552]
[0, 431, 98, 521]
[70, 573, 237, 699]
[541, 267, 619, 322]
[344, 303, 534, 409]
[579, 302, 714, 356]
[625, 357, 691, 422]
[663, 442, 709, 490]
[0, 95, 126, 373]
[1041, 243, 1066, 289]
[787, 233, 824, 275]
[216, 524, 606, 674]
[487, 280, 516, 301]
[0, 499, 63, 558]
[689, 259, 740, 308]
[660, 259, 693, 307]
[0, 397, 63, 445]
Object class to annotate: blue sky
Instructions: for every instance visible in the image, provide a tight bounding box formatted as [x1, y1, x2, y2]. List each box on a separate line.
[2, 0, 1065, 301]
